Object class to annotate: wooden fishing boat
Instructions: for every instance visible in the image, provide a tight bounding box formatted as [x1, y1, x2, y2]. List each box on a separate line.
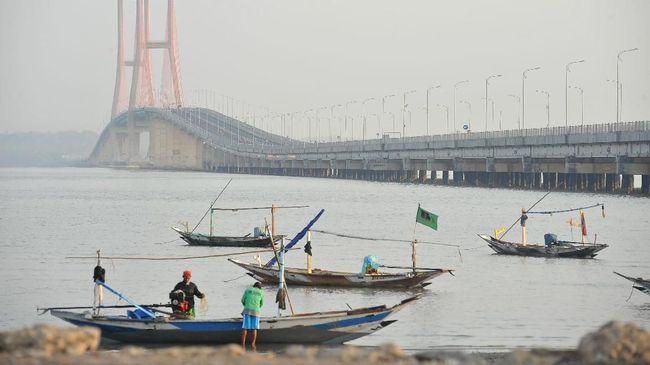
[175, 203, 304, 248]
[172, 227, 281, 247]
[49, 295, 418, 345]
[478, 234, 608, 258]
[479, 196, 609, 259]
[614, 271, 650, 297]
[229, 258, 452, 288]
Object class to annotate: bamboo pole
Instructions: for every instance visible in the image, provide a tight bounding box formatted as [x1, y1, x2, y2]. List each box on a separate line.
[271, 204, 277, 238]
[521, 208, 527, 246]
[411, 239, 417, 273]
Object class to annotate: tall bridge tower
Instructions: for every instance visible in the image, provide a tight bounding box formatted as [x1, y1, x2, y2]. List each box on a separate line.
[111, 0, 184, 158]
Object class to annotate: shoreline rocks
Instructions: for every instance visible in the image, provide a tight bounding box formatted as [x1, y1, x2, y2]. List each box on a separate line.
[1, 321, 648, 365]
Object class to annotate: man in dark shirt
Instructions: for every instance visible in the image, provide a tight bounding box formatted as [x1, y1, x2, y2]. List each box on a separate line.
[170, 270, 205, 318]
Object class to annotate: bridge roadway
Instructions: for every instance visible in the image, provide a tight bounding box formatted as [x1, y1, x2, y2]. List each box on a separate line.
[89, 107, 650, 195]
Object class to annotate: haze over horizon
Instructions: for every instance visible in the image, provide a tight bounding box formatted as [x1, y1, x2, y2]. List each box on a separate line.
[1, 0, 649, 135]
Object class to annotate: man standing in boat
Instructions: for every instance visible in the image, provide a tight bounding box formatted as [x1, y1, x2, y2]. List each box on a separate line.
[170, 270, 205, 318]
[241, 282, 264, 351]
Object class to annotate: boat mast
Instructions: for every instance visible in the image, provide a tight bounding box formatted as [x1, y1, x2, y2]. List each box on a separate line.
[271, 204, 277, 238]
[278, 238, 285, 317]
[411, 239, 417, 273]
[520, 208, 528, 246]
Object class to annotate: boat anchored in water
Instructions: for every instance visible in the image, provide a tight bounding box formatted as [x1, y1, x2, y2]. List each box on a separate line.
[174, 203, 305, 248]
[478, 193, 608, 258]
[614, 271, 650, 297]
[230, 205, 455, 289]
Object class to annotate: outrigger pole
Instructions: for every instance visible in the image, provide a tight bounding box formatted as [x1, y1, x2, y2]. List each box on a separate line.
[210, 204, 308, 238]
[96, 280, 156, 318]
[191, 178, 232, 234]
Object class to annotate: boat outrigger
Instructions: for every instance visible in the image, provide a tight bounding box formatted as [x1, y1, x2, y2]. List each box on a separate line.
[478, 193, 609, 258]
[614, 271, 650, 297]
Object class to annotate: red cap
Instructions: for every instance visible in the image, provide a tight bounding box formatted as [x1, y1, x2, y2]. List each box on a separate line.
[182, 270, 192, 278]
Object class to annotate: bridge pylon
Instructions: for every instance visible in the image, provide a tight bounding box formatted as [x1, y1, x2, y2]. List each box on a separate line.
[111, 0, 184, 161]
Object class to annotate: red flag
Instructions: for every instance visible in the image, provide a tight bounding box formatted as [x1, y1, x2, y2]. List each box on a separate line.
[580, 211, 587, 237]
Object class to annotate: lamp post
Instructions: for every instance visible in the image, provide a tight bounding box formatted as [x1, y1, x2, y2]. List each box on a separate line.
[426, 85, 440, 135]
[485, 74, 502, 131]
[507, 94, 521, 129]
[565, 60, 585, 126]
[345, 100, 357, 141]
[536, 89, 550, 127]
[568, 85, 584, 126]
[522, 66, 541, 129]
[318, 106, 328, 143]
[381, 94, 395, 136]
[617, 48, 639, 122]
[402, 90, 416, 137]
[459, 100, 472, 131]
[330, 104, 342, 142]
[305, 109, 314, 143]
[453, 80, 469, 132]
[435, 104, 449, 133]
[362, 98, 375, 140]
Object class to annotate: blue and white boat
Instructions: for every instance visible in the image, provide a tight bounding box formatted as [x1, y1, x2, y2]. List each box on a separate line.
[50, 296, 418, 345]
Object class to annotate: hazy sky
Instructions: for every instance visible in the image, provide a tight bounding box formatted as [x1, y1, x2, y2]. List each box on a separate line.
[1, 0, 649, 136]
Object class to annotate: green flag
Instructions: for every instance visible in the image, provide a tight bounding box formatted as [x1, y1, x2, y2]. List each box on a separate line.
[416, 205, 438, 231]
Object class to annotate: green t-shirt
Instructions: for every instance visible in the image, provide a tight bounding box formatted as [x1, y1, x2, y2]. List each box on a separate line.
[241, 287, 264, 316]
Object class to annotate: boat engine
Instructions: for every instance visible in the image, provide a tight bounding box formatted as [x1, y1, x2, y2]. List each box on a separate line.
[169, 290, 189, 313]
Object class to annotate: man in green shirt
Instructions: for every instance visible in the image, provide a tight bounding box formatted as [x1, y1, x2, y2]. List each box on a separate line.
[241, 282, 263, 351]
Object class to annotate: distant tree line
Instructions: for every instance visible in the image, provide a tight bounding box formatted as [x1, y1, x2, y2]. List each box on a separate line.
[0, 131, 98, 167]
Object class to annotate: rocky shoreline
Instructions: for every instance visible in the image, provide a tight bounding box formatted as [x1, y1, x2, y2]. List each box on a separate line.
[1, 321, 648, 365]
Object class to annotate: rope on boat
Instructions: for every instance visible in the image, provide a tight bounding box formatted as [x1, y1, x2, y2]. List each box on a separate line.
[527, 203, 604, 215]
[311, 229, 460, 248]
[65, 247, 299, 261]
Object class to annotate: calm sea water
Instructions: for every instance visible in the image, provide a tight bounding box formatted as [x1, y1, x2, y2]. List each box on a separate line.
[0, 167, 648, 352]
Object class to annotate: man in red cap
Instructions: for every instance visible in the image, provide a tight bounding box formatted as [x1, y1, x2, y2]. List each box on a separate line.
[170, 270, 205, 318]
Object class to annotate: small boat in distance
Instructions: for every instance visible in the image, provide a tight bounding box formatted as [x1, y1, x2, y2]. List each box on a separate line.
[172, 226, 280, 247]
[479, 196, 608, 259]
[478, 234, 608, 258]
[175, 203, 305, 248]
[229, 258, 452, 289]
[614, 271, 650, 297]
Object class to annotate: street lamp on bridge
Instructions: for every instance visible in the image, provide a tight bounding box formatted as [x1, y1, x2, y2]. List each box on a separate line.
[426, 85, 440, 135]
[453, 80, 469, 132]
[435, 104, 449, 134]
[568, 85, 584, 126]
[402, 90, 416, 137]
[362, 98, 376, 141]
[522, 66, 541, 129]
[381, 94, 395, 136]
[459, 100, 472, 131]
[565, 60, 585, 126]
[507, 94, 521, 129]
[485, 74, 502, 132]
[345, 100, 358, 141]
[617, 48, 639, 122]
[536, 89, 550, 128]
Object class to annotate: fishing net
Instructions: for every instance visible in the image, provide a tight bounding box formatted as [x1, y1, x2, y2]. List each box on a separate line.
[199, 296, 209, 315]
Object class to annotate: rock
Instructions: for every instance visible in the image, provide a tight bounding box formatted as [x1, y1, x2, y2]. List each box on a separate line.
[578, 321, 650, 365]
[0, 324, 100, 355]
[415, 350, 489, 365]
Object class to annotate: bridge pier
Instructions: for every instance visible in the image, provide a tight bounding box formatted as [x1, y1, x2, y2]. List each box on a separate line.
[442, 171, 449, 185]
[621, 174, 635, 194]
[429, 170, 437, 184]
[642, 175, 649, 195]
[418, 169, 426, 183]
